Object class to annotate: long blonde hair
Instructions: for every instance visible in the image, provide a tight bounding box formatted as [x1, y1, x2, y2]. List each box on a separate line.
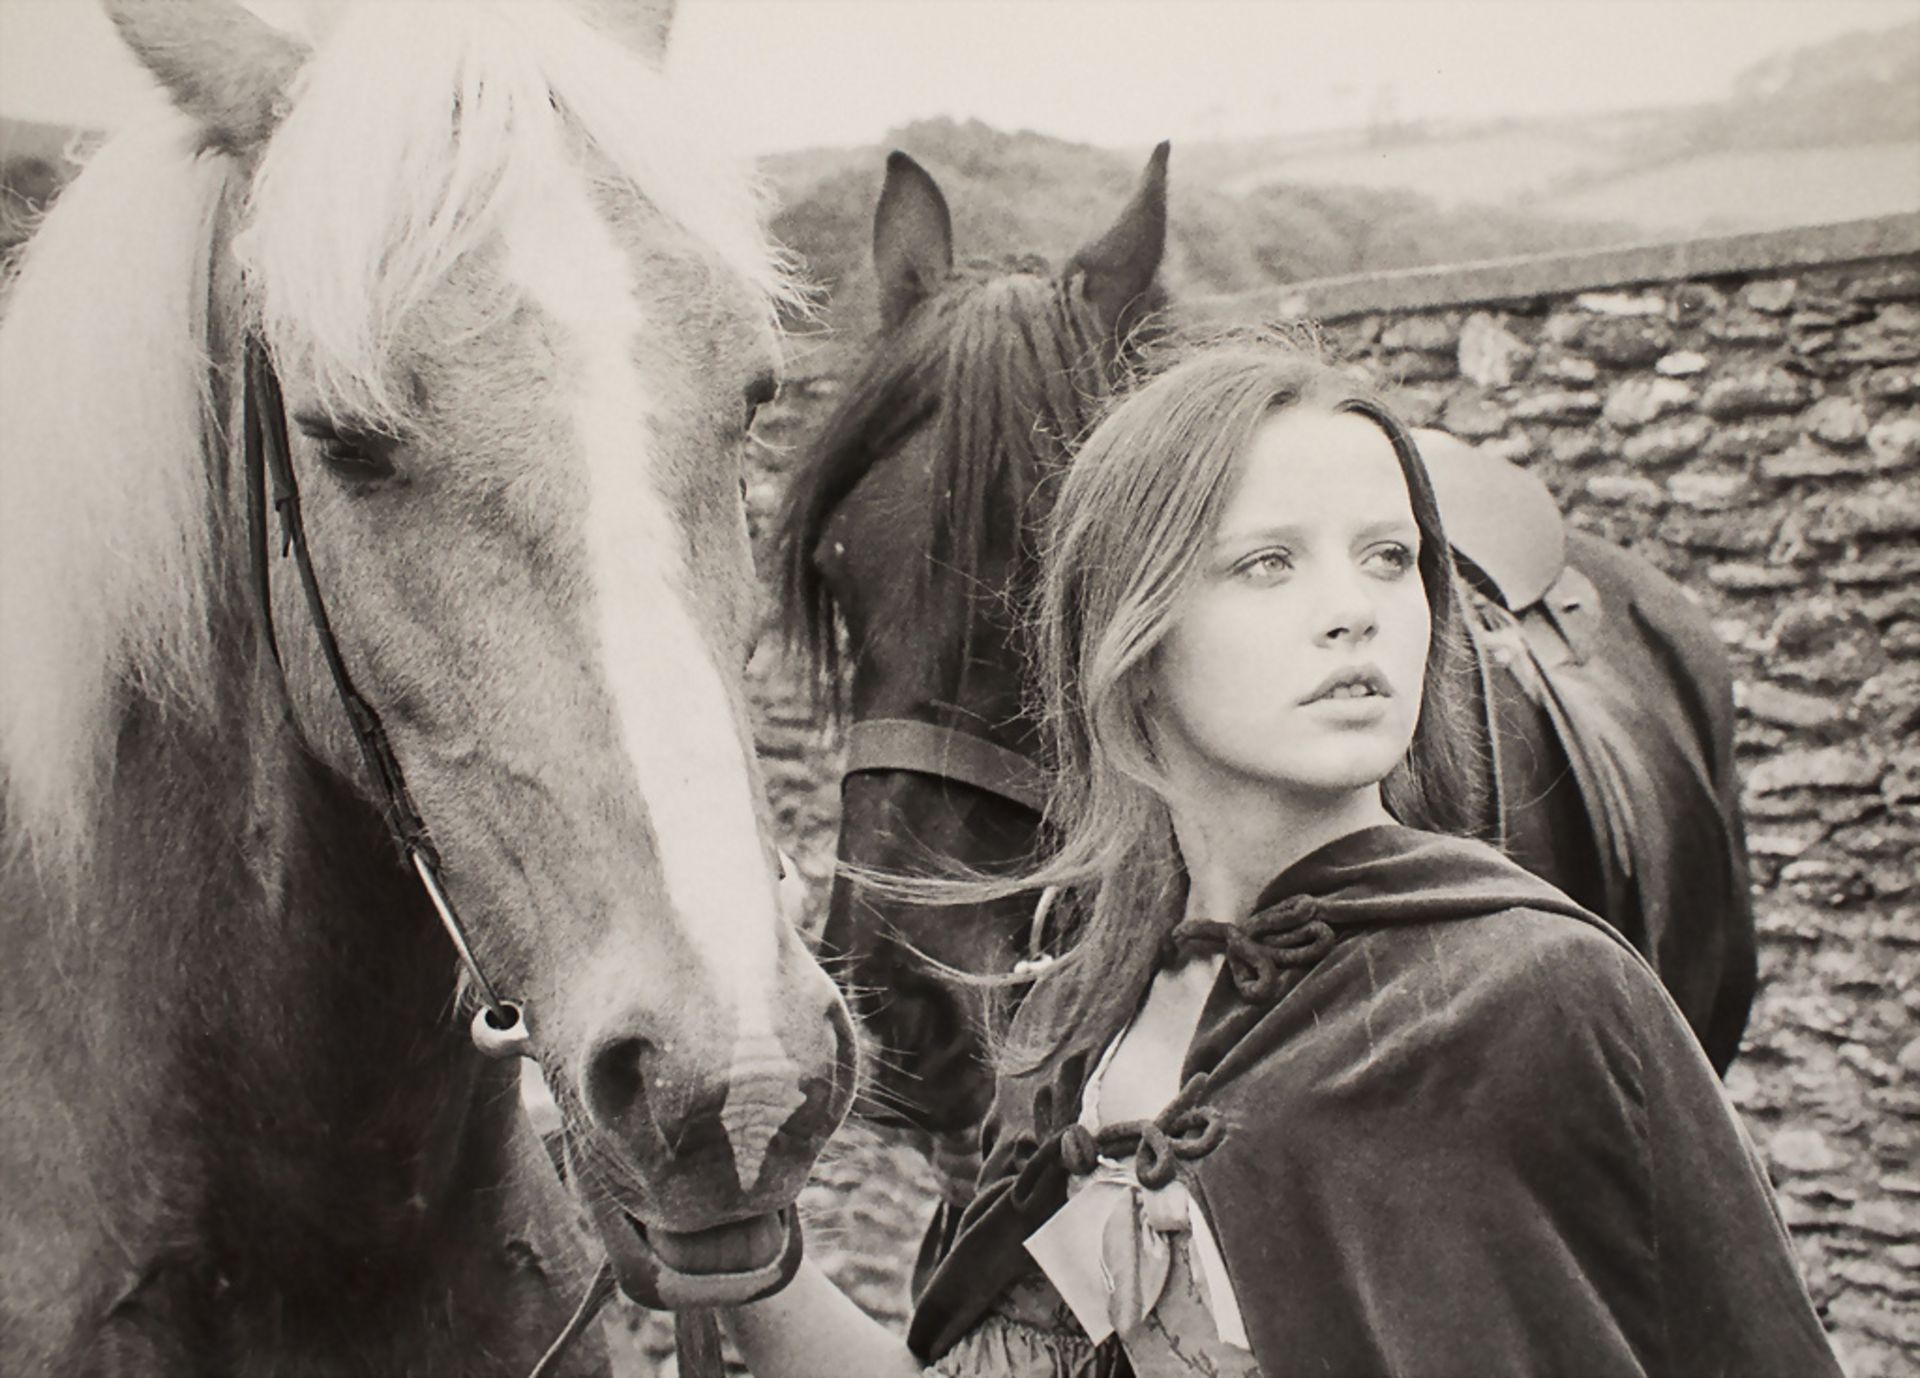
[997, 328, 1485, 1081]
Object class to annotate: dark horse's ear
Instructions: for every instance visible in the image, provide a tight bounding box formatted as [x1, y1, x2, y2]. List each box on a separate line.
[873, 151, 954, 330]
[1066, 140, 1169, 335]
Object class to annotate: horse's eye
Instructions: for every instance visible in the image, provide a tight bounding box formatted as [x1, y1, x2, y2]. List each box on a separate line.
[295, 415, 401, 483]
[743, 371, 778, 432]
[317, 439, 398, 482]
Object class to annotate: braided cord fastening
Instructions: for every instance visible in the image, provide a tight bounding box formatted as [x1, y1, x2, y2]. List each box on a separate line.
[1161, 894, 1335, 999]
[1058, 1102, 1225, 1188]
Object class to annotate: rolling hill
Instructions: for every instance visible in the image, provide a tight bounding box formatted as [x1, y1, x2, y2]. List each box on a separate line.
[762, 17, 1919, 328]
[762, 120, 1640, 330]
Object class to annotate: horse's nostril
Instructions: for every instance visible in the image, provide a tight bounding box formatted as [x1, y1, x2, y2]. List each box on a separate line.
[583, 1035, 653, 1135]
[584, 1034, 723, 1154]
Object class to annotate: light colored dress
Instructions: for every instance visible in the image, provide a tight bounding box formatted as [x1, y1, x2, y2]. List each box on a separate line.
[932, 956, 1261, 1378]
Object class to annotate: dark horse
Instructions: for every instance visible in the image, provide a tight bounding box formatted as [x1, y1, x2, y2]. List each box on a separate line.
[777, 146, 1755, 1146]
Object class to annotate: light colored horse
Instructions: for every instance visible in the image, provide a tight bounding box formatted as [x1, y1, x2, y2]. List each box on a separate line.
[0, 2, 853, 1371]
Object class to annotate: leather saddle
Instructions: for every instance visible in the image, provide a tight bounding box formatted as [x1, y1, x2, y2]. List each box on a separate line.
[1414, 428, 1569, 618]
[1413, 426, 1609, 879]
[1412, 431, 1747, 1066]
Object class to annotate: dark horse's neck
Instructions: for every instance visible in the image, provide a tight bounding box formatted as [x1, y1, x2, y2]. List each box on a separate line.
[47, 664, 589, 1371]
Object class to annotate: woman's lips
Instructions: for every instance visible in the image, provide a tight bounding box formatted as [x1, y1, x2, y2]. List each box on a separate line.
[1301, 664, 1390, 704]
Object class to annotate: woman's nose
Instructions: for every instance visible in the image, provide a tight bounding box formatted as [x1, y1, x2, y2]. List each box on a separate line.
[1316, 576, 1379, 646]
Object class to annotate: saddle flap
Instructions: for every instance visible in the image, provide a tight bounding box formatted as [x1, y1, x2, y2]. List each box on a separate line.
[1504, 590, 1737, 1018]
[1414, 429, 1566, 612]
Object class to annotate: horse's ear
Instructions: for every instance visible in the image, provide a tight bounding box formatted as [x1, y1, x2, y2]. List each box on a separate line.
[873, 151, 954, 331]
[1066, 140, 1169, 335]
[103, 0, 306, 154]
[577, 0, 677, 65]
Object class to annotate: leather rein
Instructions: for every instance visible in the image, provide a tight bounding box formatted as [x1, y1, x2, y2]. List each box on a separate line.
[240, 337, 711, 1378]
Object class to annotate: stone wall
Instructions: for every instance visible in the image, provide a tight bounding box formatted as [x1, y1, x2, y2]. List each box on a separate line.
[631, 216, 1920, 1376]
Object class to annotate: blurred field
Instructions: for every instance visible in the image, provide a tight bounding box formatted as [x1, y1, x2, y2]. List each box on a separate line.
[1540, 141, 1920, 234]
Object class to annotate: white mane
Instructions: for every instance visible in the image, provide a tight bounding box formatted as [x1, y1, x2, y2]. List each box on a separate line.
[0, 0, 798, 871]
[0, 110, 234, 871]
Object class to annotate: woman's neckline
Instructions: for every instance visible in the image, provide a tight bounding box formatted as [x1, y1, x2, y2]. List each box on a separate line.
[1182, 820, 1411, 925]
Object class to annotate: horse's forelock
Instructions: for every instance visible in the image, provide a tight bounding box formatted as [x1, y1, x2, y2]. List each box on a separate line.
[776, 270, 1120, 707]
[771, 276, 1121, 717]
[774, 300, 946, 707]
[931, 273, 1115, 584]
[238, 0, 797, 427]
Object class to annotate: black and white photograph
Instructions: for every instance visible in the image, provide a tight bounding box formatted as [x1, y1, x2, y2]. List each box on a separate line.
[1, 1, 1915, 1373]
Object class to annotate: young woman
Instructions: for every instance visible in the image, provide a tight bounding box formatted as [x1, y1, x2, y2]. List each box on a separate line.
[727, 333, 1839, 1377]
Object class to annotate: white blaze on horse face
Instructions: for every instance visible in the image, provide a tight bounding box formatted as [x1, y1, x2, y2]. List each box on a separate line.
[500, 162, 800, 1173]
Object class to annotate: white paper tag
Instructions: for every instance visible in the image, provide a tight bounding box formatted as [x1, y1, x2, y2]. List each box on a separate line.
[1024, 1168, 1252, 1351]
[1023, 1175, 1130, 1344]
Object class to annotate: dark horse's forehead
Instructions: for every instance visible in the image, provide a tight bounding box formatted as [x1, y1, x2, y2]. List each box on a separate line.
[777, 271, 1124, 693]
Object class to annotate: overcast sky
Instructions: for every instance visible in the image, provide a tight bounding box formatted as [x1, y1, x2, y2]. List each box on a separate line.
[2, 0, 1916, 154]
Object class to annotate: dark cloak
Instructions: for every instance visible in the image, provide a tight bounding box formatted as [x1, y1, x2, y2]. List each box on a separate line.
[909, 825, 1838, 1376]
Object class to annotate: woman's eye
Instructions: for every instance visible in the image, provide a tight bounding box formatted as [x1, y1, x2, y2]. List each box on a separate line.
[1233, 549, 1294, 582]
[1365, 542, 1417, 577]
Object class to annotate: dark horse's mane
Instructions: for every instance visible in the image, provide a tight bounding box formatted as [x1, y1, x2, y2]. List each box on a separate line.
[777, 265, 1164, 706]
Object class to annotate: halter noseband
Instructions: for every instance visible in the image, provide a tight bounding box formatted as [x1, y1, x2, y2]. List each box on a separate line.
[841, 716, 1062, 972]
[842, 716, 1050, 815]
[242, 336, 527, 1058]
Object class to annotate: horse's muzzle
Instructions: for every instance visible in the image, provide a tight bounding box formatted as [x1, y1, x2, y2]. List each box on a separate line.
[583, 1183, 803, 1308]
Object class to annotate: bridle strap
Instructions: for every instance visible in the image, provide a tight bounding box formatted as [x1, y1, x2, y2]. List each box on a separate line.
[527, 1262, 616, 1378]
[242, 364, 283, 674]
[1464, 585, 1513, 853]
[242, 339, 748, 1377]
[843, 716, 1050, 815]
[242, 337, 509, 1018]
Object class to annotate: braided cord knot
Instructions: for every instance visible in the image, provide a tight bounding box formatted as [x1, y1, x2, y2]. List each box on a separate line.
[1059, 1097, 1224, 1189]
[1160, 893, 1334, 1000]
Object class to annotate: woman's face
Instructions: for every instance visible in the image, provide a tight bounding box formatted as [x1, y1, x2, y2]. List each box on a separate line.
[1152, 405, 1431, 806]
